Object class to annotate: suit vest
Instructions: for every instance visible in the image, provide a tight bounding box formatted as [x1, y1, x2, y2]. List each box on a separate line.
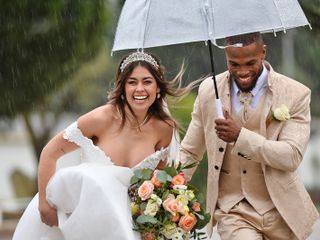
[217, 92, 274, 215]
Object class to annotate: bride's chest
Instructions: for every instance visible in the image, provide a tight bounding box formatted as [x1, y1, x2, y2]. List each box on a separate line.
[95, 130, 159, 168]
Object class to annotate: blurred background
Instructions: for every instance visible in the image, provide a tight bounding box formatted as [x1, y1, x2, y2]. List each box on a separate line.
[0, 0, 319, 238]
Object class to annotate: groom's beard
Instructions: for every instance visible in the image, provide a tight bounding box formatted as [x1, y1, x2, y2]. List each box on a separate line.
[232, 76, 258, 92]
[231, 65, 263, 92]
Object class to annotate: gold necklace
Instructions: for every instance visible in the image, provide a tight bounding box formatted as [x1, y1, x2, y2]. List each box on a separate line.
[116, 106, 150, 129]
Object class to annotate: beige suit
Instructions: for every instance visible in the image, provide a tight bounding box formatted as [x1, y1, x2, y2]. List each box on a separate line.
[180, 62, 319, 240]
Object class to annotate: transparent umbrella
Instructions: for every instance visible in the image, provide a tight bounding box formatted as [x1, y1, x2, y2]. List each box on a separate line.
[112, 0, 310, 118]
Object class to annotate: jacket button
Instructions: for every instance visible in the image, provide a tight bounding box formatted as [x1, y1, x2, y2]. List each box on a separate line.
[219, 147, 224, 152]
[214, 165, 219, 170]
[243, 170, 247, 174]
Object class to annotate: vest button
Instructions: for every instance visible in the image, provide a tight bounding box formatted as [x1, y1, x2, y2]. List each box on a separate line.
[214, 165, 219, 170]
[219, 147, 224, 152]
[243, 170, 247, 174]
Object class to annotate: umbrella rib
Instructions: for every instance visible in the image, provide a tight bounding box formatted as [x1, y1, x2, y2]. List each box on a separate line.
[141, 0, 153, 50]
[271, 0, 286, 33]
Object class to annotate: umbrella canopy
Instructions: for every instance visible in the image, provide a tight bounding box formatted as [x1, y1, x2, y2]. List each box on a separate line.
[112, 0, 310, 51]
[112, 0, 310, 118]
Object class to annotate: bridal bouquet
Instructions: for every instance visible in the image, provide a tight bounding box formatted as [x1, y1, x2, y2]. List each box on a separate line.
[128, 162, 210, 240]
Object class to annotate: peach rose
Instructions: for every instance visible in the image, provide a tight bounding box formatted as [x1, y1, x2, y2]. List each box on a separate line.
[178, 213, 197, 232]
[191, 202, 201, 212]
[138, 181, 154, 200]
[151, 170, 163, 188]
[178, 204, 189, 215]
[171, 173, 186, 186]
[143, 232, 156, 240]
[163, 198, 181, 216]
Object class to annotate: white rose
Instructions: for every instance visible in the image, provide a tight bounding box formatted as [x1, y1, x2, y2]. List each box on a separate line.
[185, 190, 195, 201]
[151, 194, 162, 206]
[171, 231, 184, 240]
[144, 199, 159, 216]
[176, 195, 189, 206]
[161, 224, 178, 239]
[273, 104, 290, 121]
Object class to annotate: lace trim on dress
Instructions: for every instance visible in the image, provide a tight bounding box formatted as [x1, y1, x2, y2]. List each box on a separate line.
[132, 147, 169, 171]
[63, 121, 114, 165]
[62, 121, 170, 169]
[63, 122, 89, 147]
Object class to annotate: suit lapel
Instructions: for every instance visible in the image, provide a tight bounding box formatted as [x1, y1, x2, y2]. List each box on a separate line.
[219, 73, 232, 114]
[263, 62, 281, 139]
[260, 89, 273, 137]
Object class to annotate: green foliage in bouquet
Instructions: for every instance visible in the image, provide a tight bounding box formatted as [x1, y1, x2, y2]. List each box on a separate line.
[128, 163, 211, 240]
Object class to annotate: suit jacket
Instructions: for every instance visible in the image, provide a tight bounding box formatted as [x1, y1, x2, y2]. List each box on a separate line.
[180, 62, 319, 240]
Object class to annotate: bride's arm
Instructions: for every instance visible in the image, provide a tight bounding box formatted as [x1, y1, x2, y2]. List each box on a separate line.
[38, 132, 78, 226]
[38, 105, 112, 226]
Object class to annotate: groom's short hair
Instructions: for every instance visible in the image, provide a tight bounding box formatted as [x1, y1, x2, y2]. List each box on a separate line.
[225, 32, 264, 46]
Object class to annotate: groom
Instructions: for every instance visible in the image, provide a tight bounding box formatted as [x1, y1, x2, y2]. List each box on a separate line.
[180, 32, 319, 239]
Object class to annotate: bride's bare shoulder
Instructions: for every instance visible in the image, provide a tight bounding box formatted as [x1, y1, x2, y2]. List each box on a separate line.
[152, 118, 175, 149]
[76, 104, 116, 137]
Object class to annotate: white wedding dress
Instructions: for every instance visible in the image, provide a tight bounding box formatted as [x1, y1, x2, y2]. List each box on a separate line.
[13, 122, 175, 240]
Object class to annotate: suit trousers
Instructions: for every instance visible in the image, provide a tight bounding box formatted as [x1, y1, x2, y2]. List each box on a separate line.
[214, 200, 297, 240]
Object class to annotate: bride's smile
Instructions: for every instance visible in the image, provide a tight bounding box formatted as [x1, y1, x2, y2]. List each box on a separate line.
[125, 65, 159, 115]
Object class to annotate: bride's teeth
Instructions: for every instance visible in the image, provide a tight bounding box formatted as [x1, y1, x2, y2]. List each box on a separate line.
[134, 96, 147, 100]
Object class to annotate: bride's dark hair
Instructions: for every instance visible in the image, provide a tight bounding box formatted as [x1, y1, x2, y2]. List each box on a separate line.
[107, 52, 198, 130]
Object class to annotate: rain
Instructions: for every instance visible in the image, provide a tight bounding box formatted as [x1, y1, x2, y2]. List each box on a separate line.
[0, 0, 319, 239]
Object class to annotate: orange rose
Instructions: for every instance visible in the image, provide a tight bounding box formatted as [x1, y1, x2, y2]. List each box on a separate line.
[171, 173, 186, 186]
[178, 213, 197, 231]
[138, 181, 154, 200]
[143, 232, 156, 240]
[151, 170, 163, 188]
[191, 202, 201, 212]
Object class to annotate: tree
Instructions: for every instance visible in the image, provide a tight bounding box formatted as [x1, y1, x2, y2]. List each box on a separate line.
[0, 0, 111, 158]
[297, 0, 320, 116]
[0, 0, 110, 117]
[301, 0, 320, 35]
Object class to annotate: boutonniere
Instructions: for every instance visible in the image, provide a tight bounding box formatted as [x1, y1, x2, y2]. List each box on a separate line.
[272, 104, 290, 121]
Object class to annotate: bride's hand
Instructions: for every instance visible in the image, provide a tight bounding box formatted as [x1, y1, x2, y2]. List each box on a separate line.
[39, 201, 58, 226]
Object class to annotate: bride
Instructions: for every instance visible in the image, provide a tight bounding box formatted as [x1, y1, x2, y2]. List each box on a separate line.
[13, 51, 195, 240]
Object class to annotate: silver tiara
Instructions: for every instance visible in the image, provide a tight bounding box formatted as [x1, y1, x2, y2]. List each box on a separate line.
[120, 52, 159, 72]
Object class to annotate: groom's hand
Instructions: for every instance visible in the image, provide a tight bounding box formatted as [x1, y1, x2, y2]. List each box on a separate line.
[214, 111, 241, 143]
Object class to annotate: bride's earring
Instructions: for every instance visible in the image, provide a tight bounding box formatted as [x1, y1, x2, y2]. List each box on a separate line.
[121, 94, 125, 100]
[157, 93, 160, 99]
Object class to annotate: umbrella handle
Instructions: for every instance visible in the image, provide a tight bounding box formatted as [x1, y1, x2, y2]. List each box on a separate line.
[215, 98, 224, 119]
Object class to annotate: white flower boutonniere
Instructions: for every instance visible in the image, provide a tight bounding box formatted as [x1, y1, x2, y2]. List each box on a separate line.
[272, 104, 290, 121]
